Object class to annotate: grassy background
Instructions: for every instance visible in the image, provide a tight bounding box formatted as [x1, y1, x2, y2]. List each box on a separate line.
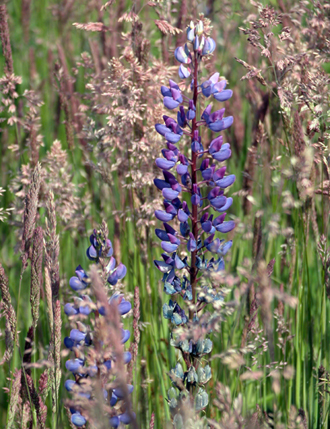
[0, 0, 329, 427]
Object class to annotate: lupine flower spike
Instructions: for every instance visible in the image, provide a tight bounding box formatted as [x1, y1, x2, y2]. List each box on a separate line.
[154, 19, 235, 424]
[63, 223, 135, 428]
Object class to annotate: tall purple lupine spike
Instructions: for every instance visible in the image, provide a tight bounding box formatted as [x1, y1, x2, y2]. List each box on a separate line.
[153, 18, 236, 424]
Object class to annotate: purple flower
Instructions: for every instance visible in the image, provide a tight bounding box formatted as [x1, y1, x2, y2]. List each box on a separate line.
[174, 46, 191, 64]
[179, 64, 191, 79]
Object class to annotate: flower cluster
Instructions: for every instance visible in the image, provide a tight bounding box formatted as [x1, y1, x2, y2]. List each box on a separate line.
[64, 225, 135, 428]
[153, 19, 235, 422]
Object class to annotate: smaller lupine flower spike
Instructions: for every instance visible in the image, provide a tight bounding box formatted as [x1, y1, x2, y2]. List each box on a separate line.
[174, 46, 191, 64]
[178, 64, 190, 79]
[202, 37, 216, 56]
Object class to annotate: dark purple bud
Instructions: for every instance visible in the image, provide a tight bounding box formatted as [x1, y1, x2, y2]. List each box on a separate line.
[154, 178, 171, 190]
[213, 213, 226, 226]
[162, 223, 175, 235]
[180, 221, 190, 237]
[155, 229, 169, 241]
[177, 106, 187, 127]
[209, 136, 223, 154]
[187, 233, 197, 252]
[207, 187, 220, 200]
[161, 149, 177, 162]
[213, 89, 233, 102]
[64, 337, 75, 349]
[213, 166, 227, 181]
[201, 104, 212, 121]
[209, 108, 225, 123]
[162, 253, 174, 265]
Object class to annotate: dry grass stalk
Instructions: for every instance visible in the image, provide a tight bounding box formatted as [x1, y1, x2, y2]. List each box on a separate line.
[0, 262, 17, 365]
[149, 412, 155, 428]
[0, 4, 13, 75]
[45, 191, 60, 302]
[257, 260, 275, 361]
[44, 267, 53, 332]
[7, 369, 22, 428]
[127, 286, 140, 383]
[52, 300, 62, 413]
[21, 162, 42, 269]
[30, 226, 43, 328]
